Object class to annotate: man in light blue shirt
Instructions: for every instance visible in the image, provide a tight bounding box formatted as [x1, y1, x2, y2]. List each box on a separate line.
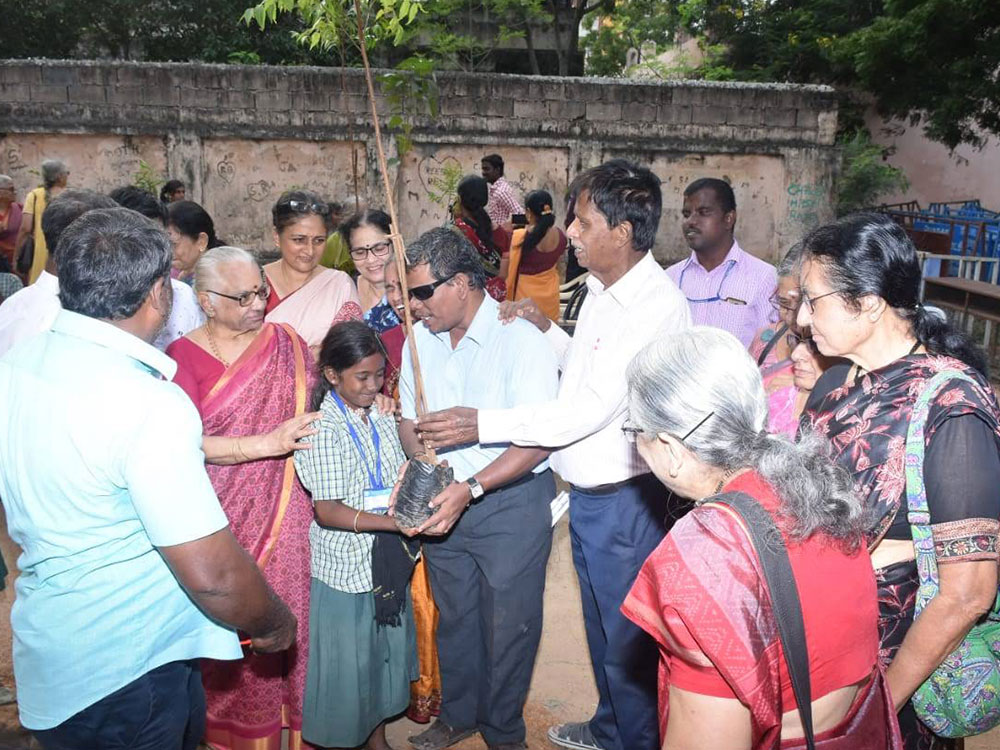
[0, 208, 296, 750]
[398, 227, 558, 750]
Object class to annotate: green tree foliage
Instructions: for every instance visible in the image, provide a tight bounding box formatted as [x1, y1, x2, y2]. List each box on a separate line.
[1, 0, 341, 65]
[835, 130, 909, 215]
[582, 0, 681, 77]
[837, 0, 1000, 150]
[614, 0, 999, 149]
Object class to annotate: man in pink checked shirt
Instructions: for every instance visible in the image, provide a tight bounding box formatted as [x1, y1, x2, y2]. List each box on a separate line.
[481, 154, 524, 227]
[667, 178, 777, 348]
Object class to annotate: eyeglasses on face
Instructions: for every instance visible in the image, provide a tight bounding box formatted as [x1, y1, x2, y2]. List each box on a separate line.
[800, 289, 839, 314]
[208, 284, 270, 307]
[621, 410, 716, 444]
[786, 331, 819, 354]
[769, 289, 800, 313]
[350, 239, 393, 262]
[408, 274, 455, 302]
[280, 199, 328, 214]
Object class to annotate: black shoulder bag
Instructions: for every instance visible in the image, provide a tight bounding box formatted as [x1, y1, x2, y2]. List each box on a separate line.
[714, 491, 816, 750]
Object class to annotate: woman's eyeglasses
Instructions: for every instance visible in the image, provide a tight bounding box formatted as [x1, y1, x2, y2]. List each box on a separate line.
[786, 331, 819, 354]
[208, 284, 270, 307]
[279, 199, 328, 214]
[621, 410, 715, 444]
[350, 239, 393, 262]
[408, 275, 455, 302]
[800, 289, 839, 313]
[769, 290, 800, 314]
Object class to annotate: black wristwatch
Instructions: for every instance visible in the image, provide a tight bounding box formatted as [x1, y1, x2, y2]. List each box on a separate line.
[466, 476, 485, 504]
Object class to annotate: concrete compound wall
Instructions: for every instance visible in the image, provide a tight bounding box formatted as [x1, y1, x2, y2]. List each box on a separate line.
[0, 60, 839, 264]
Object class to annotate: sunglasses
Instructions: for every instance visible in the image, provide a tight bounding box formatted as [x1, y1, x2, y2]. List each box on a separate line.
[408, 274, 455, 302]
[621, 410, 715, 444]
[350, 239, 393, 262]
[208, 284, 270, 307]
[279, 199, 328, 214]
[786, 331, 819, 354]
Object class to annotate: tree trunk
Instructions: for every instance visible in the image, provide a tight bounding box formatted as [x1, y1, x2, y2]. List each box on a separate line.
[550, 0, 568, 76]
[524, 24, 542, 75]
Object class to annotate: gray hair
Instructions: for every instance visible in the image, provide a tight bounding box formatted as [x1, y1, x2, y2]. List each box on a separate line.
[41, 159, 68, 189]
[0, 175, 12, 190]
[193, 246, 261, 295]
[58, 208, 172, 320]
[776, 242, 803, 278]
[405, 227, 486, 290]
[626, 326, 867, 546]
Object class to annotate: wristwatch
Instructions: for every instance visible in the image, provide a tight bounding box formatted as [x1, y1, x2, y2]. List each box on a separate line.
[465, 476, 486, 503]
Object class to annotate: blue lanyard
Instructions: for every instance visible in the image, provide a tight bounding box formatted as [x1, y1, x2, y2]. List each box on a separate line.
[330, 392, 383, 490]
[678, 259, 746, 305]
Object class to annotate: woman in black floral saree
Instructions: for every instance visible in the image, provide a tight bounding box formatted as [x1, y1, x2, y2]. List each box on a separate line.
[798, 213, 1000, 750]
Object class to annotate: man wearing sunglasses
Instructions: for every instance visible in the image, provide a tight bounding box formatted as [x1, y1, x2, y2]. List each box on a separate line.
[666, 177, 777, 348]
[398, 227, 559, 750]
[414, 160, 691, 750]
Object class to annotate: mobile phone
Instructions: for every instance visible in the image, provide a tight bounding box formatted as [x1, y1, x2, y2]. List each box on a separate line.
[512, 213, 527, 228]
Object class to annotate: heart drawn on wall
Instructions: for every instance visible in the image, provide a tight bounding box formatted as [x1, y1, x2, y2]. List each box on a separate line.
[217, 155, 236, 185]
[417, 154, 463, 197]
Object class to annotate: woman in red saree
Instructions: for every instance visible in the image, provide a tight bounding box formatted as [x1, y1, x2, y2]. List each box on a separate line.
[451, 175, 508, 302]
[167, 246, 321, 750]
[620, 327, 902, 749]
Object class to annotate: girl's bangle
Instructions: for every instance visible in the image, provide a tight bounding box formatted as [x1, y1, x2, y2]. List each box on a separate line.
[353, 508, 362, 533]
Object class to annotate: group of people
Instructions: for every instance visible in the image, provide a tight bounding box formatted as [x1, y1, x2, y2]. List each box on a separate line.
[0, 150, 997, 750]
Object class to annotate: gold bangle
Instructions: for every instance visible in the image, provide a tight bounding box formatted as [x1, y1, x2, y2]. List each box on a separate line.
[353, 508, 362, 533]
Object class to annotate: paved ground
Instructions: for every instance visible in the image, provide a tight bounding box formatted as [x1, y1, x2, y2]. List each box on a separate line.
[0, 515, 997, 750]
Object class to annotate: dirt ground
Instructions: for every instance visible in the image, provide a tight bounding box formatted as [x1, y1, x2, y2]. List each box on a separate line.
[0, 515, 997, 750]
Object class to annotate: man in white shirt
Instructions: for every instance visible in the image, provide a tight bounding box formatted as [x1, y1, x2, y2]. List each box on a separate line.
[398, 227, 559, 750]
[415, 160, 690, 750]
[0, 189, 117, 358]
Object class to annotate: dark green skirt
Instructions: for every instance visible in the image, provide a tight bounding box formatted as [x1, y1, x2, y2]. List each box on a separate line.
[303, 578, 418, 747]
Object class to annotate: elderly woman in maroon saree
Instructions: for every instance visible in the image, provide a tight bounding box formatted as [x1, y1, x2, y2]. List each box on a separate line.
[620, 327, 901, 749]
[168, 247, 321, 750]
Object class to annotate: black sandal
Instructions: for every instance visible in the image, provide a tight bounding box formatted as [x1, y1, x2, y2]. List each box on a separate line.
[408, 719, 477, 750]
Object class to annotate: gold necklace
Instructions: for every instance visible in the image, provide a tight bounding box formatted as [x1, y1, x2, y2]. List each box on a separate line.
[205, 322, 230, 367]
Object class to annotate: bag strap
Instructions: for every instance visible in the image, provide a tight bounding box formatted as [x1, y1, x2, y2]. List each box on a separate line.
[904, 369, 979, 614]
[756, 322, 789, 366]
[714, 491, 816, 750]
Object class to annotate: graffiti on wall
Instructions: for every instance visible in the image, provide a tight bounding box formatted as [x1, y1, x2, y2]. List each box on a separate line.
[0, 135, 167, 200]
[398, 144, 571, 241]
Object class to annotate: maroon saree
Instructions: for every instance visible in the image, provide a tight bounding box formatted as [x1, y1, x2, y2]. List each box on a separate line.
[192, 323, 315, 750]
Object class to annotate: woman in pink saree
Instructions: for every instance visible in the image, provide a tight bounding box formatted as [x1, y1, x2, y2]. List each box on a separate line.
[763, 330, 838, 437]
[167, 246, 321, 750]
[263, 190, 363, 357]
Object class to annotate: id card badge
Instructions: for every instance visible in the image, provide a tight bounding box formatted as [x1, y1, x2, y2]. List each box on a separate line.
[363, 487, 393, 514]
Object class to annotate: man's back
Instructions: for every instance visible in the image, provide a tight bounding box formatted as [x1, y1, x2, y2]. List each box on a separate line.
[0, 310, 239, 730]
